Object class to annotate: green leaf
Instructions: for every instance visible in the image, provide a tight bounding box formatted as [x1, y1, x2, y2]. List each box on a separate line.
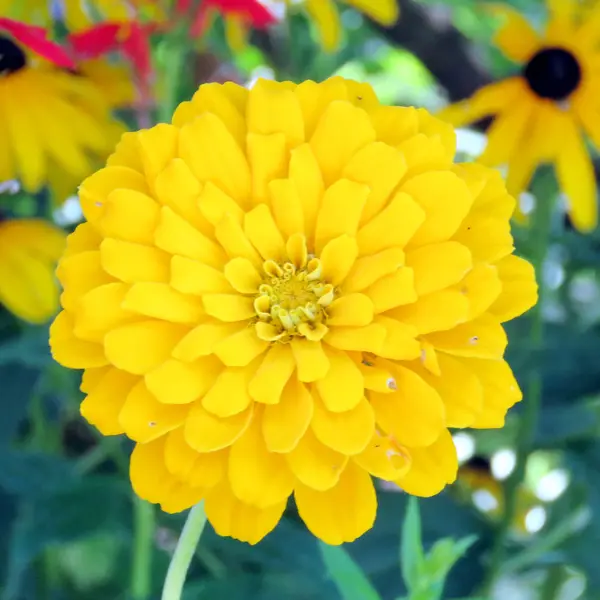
[0, 363, 42, 444]
[424, 535, 477, 585]
[319, 542, 381, 600]
[400, 497, 426, 592]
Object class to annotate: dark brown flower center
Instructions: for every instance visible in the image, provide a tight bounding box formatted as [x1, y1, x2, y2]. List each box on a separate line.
[0, 35, 27, 75]
[523, 47, 581, 101]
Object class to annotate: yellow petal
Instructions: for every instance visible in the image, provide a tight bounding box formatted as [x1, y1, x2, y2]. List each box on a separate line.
[325, 323, 386, 354]
[228, 412, 294, 508]
[247, 79, 305, 146]
[342, 142, 407, 225]
[244, 204, 286, 261]
[452, 214, 514, 265]
[74, 283, 134, 342]
[389, 290, 469, 335]
[489, 255, 537, 322]
[248, 343, 296, 405]
[304, 0, 341, 52]
[154, 158, 209, 234]
[172, 321, 244, 362]
[487, 4, 541, 62]
[263, 378, 314, 452]
[214, 214, 262, 266]
[119, 380, 189, 443]
[123, 283, 204, 323]
[343, 248, 405, 293]
[426, 315, 507, 359]
[291, 339, 330, 382]
[100, 239, 170, 283]
[223, 257, 262, 294]
[98, 189, 159, 245]
[269, 179, 304, 239]
[247, 133, 288, 205]
[170, 255, 231, 296]
[80, 368, 137, 435]
[406, 241, 472, 296]
[314, 179, 369, 253]
[371, 365, 445, 447]
[356, 192, 425, 256]
[154, 206, 226, 268]
[403, 171, 474, 247]
[365, 267, 417, 313]
[213, 326, 269, 366]
[178, 112, 251, 203]
[198, 180, 244, 228]
[146, 357, 221, 404]
[371, 105, 418, 145]
[50, 311, 108, 369]
[286, 428, 348, 490]
[185, 402, 253, 452]
[104, 320, 188, 375]
[458, 264, 502, 320]
[205, 481, 286, 545]
[202, 362, 255, 417]
[319, 234, 358, 286]
[203, 294, 255, 322]
[129, 437, 172, 504]
[315, 346, 364, 412]
[555, 115, 597, 232]
[311, 394, 374, 455]
[188, 448, 228, 488]
[353, 433, 411, 481]
[327, 294, 374, 327]
[295, 460, 376, 545]
[345, 0, 399, 24]
[289, 143, 324, 240]
[310, 101, 376, 185]
[396, 429, 458, 497]
[375, 316, 421, 361]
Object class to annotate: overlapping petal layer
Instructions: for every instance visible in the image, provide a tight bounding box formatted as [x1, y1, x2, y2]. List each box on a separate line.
[51, 77, 537, 545]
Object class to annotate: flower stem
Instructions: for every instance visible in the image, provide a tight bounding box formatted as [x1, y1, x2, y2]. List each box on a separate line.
[161, 502, 207, 600]
[131, 497, 155, 600]
[481, 180, 554, 594]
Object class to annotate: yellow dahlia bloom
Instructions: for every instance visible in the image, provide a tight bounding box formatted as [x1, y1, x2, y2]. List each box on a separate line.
[50, 77, 537, 545]
[0, 218, 66, 323]
[0, 35, 125, 194]
[438, 1, 600, 232]
[281, 0, 399, 52]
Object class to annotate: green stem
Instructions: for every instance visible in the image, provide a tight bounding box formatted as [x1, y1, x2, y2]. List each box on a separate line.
[161, 502, 208, 600]
[159, 25, 189, 124]
[540, 565, 565, 600]
[131, 497, 156, 600]
[481, 183, 554, 594]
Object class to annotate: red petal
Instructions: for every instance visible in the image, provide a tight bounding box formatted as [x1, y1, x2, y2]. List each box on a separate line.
[204, 0, 277, 27]
[68, 23, 123, 59]
[0, 17, 75, 68]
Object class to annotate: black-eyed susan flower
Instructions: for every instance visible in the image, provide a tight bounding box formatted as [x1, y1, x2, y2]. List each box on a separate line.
[50, 77, 537, 545]
[279, 0, 399, 52]
[0, 218, 65, 323]
[438, 2, 600, 232]
[0, 19, 126, 194]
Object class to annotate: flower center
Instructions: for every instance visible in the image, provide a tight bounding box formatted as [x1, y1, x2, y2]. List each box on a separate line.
[254, 257, 334, 342]
[523, 47, 581, 101]
[0, 36, 27, 76]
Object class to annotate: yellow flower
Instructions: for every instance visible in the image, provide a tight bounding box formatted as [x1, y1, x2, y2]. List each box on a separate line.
[50, 77, 537, 545]
[0, 218, 66, 323]
[438, 1, 600, 232]
[0, 35, 125, 194]
[281, 0, 399, 52]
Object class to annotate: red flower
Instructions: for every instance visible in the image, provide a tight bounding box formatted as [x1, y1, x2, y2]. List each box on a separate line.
[0, 18, 75, 68]
[68, 21, 155, 85]
[175, 0, 277, 38]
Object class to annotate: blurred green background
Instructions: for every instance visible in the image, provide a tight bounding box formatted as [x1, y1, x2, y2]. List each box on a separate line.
[3, 0, 600, 599]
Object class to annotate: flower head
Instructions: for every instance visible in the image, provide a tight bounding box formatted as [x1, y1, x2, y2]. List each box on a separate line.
[50, 77, 537, 545]
[0, 218, 66, 322]
[0, 19, 126, 193]
[438, 2, 600, 232]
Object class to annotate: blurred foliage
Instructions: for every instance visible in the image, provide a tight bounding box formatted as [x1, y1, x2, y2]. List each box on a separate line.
[3, 1, 600, 599]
